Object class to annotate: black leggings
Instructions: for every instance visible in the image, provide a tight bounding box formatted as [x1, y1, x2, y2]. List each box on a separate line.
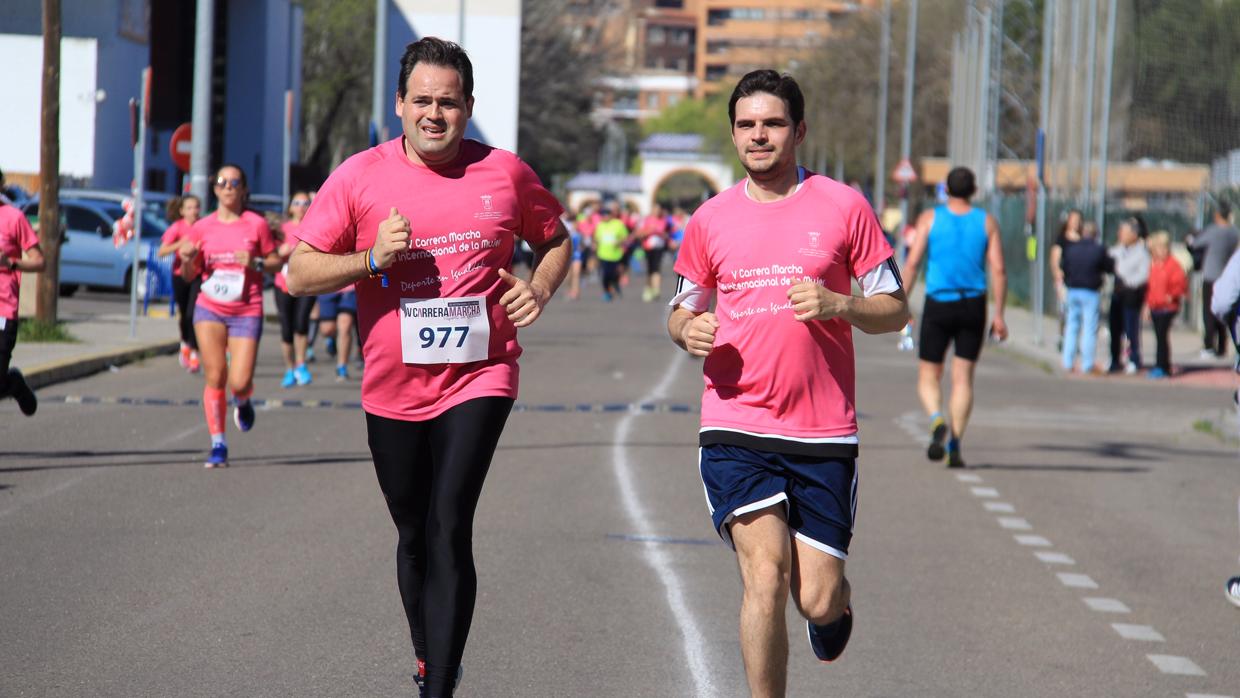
[173, 276, 199, 350]
[366, 397, 514, 697]
[273, 287, 315, 345]
[0, 318, 16, 395]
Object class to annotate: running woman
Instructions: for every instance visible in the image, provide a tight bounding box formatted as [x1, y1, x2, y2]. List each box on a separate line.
[0, 195, 45, 416]
[668, 70, 908, 696]
[638, 203, 670, 302]
[900, 166, 1008, 468]
[286, 37, 571, 697]
[179, 165, 280, 468]
[158, 194, 202, 373]
[273, 192, 315, 387]
[316, 285, 357, 381]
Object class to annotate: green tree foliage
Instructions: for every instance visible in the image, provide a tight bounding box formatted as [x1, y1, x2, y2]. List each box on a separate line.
[517, 0, 607, 183]
[640, 91, 734, 161]
[1129, 0, 1240, 162]
[300, 0, 374, 179]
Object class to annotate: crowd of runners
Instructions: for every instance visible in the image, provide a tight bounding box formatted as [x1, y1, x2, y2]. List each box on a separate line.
[4, 32, 1240, 698]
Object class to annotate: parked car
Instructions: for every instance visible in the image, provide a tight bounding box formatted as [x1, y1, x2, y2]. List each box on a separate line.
[21, 192, 170, 297]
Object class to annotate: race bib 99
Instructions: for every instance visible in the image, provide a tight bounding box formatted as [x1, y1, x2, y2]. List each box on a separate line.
[399, 296, 490, 364]
[202, 269, 245, 303]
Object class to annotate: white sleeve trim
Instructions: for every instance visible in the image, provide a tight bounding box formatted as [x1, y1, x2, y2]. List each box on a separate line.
[857, 257, 904, 297]
[670, 275, 715, 312]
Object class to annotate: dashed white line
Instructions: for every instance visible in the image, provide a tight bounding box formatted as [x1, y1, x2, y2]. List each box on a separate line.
[1015, 534, 1052, 547]
[955, 473, 983, 483]
[1034, 551, 1076, 565]
[1083, 597, 1130, 613]
[1147, 655, 1206, 676]
[970, 486, 1000, 498]
[1111, 624, 1164, 642]
[998, 517, 1033, 530]
[1185, 693, 1234, 698]
[1057, 573, 1099, 589]
[984, 502, 1016, 513]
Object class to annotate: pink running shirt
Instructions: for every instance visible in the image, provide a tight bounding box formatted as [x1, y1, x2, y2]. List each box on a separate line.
[0, 206, 39, 320]
[296, 137, 563, 421]
[188, 210, 275, 318]
[673, 173, 893, 439]
[274, 220, 302, 293]
[160, 219, 193, 276]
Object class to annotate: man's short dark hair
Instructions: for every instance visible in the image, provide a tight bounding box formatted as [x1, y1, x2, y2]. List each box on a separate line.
[398, 37, 474, 99]
[1218, 201, 1232, 220]
[728, 70, 805, 127]
[946, 167, 977, 199]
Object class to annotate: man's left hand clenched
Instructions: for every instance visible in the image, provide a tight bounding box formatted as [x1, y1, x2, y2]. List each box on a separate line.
[788, 282, 849, 322]
[499, 268, 549, 328]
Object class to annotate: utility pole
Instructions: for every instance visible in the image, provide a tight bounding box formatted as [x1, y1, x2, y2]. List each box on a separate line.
[1033, 0, 1055, 346]
[1094, 0, 1118, 235]
[189, 0, 215, 202]
[372, 0, 388, 146]
[874, 0, 892, 216]
[1080, 0, 1098, 217]
[898, 0, 919, 248]
[36, 0, 62, 325]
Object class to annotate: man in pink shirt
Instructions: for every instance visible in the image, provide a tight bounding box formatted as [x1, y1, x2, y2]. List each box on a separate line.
[287, 38, 570, 697]
[0, 193, 46, 416]
[668, 70, 908, 695]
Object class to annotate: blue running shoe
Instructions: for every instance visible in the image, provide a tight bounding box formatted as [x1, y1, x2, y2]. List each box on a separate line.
[1147, 367, 1168, 379]
[204, 444, 229, 468]
[281, 369, 297, 389]
[234, 400, 256, 432]
[294, 364, 313, 386]
[335, 364, 349, 382]
[325, 336, 337, 358]
[807, 605, 852, 663]
[305, 346, 316, 363]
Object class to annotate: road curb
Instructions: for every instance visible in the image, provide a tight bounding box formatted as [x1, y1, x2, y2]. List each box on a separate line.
[23, 340, 181, 390]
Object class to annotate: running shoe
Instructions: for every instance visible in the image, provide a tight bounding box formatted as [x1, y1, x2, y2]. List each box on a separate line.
[1227, 576, 1240, 609]
[179, 345, 191, 368]
[1147, 367, 1168, 379]
[926, 416, 947, 462]
[188, 352, 201, 374]
[1124, 361, 1138, 375]
[234, 400, 256, 432]
[281, 369, 297, 389]
[305, 346, 316, 363]
[807, 605, 852, 663]
[602, 292, 613, 302]
[325, 336, 337, 358]
[294, 364, 313, 386]
[204, 444, 229, 468]
[413, 660, 463, 690]
[9, 369, 37, 417]
[335, 364, 349, 382]
[947, 443, 966, 469]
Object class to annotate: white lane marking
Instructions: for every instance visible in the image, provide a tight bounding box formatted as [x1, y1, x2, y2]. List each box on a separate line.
[984, 502, 1015, 513]
[1111, 624, 1164, 642]
[1083, 597, 1130, 613]
[1147, 655, 1206, 676]
[971, 487, 999, 498]
[611, 353, 716, 697]
[1015, 534, 1052, 547]
[998, 517, 1032, 530]
[1034, 551, 1076, 565]
[1186, 693, 1234, 698]
[955, 473, 983, 483]
[1057, 573, 1099, 589]
[155, 423, 203, 449]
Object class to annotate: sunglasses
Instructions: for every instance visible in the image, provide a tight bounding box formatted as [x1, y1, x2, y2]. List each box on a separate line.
[290, 199, 310, 206]
[215, 177, 244, 189]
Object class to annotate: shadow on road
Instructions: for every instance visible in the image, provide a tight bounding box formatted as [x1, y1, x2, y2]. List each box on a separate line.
[1031, 441, 1232, 462]
[970, 463, 1149, 474]
[0, 450, 373, 472]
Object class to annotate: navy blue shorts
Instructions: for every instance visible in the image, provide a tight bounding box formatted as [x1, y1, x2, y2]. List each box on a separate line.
[699, 443, 857, 560]
[317, 290, 357, 318]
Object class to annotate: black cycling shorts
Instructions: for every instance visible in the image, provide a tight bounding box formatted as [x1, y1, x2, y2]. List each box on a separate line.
[919, 295, 987, 363]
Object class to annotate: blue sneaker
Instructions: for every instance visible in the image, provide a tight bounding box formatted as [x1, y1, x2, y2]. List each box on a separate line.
[234, 400, 256, 432]
[335, 364, 349, 382]
[281, 369, 297, 389]
[204, 444, 229, 468]
[1147, 367, 1168, 379]
[294, 364, 313, 386]
[305, 346, 316, 363]
[325, 336, 337, 358]
[807, 605, 852, 663]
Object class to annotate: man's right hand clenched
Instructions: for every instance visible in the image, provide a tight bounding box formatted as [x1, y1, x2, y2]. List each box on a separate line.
[682, 312, 719, 357]
[372, 207, 411, 270]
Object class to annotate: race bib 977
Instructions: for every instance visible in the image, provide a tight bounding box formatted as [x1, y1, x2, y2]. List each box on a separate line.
[399, 296, 490, 364]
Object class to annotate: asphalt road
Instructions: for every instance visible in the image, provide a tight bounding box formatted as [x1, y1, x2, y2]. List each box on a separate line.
[2, 286, 1238, 697]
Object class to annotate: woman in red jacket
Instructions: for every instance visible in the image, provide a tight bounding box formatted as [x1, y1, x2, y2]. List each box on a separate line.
[1145, 232, 1188, 378]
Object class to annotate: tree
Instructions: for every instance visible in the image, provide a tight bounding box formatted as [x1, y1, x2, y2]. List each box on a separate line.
[300, 0, 374, 180]
[517, 0, 608, 183]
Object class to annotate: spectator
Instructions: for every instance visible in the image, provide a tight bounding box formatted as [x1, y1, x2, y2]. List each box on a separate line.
[1050, 209, 1084, 348]
[1188, 201, 1238, 358]
[1060, 220, 1111, 374]
[1108, 218, 1150, 374]
[1144, 232, 1187, 379]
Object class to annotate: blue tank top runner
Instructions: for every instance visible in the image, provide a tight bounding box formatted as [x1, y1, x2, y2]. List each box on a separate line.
[925, 205, 989, 301]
